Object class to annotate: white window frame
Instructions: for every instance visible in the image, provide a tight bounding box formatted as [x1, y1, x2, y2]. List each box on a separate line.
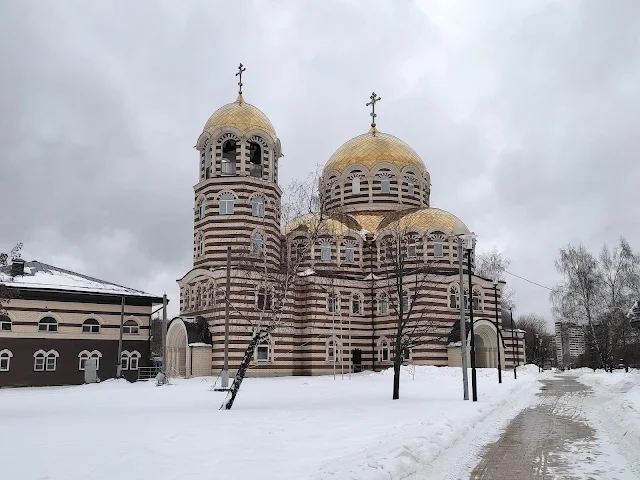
[82, 318, 100, 334]
[251, 195, 265, 218]
[0, 315, 11, 331]
[321, 242, 332, 262]
[252, 232, 263, 255]
[381, 176, 390, 194]
[197, 198, 205, 220]
[327, 292, 339, 314]
[472, 289, 482, 311]
[256, 340, 270, 362]
[121, 351, 130, 371]
[38, 316, 58, 332]
[378, 295, 389, 315]
[219, 193, 235, 215]
[351, 293, 361, 315]
[130, 351, 140, 370]
[344, 244, 355, 263]
[256, 287, 273, 311]
[34, 349, 59, 372]
[0, 349, 12, 371]
[378, 339, 390, 362]
[123, 319, 139, 335]
[352, 177, 360, 194]
[407, 243, 417, 258]
[449, 286, 459, 309]
[79, 350, 102, 371]
[326, 338, 341, 363]
[401, 293, 410, 312]
[433, 241, 444, 258]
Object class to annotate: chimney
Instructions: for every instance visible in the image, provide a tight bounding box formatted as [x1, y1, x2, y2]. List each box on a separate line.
[11, 259, 25, 277]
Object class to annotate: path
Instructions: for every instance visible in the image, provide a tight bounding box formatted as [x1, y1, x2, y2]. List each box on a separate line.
[469, 375, 637, 479]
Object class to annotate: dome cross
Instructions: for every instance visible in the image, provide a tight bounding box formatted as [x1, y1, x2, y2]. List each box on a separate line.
[366, 92, 382, 129]
[236, 63, 246, 95]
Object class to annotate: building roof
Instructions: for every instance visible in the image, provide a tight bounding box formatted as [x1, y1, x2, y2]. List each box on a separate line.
[0, 260, 160, 299]
[202, 94, 277, 140]
[323, 128, 426, 175]
[380, 207, 470, 235]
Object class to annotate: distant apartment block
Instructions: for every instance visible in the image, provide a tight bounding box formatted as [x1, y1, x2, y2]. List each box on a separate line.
[555, 321, 585, 368]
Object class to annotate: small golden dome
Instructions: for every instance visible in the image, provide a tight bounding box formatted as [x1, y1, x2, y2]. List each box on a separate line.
[381, 207, 469, 234]
[324, 129, 426, 175]
[202, 95, 277, 139]
[284, 213, 358, 236]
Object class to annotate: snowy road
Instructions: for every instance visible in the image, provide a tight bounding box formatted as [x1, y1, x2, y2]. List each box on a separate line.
[409, 372, 640, 479]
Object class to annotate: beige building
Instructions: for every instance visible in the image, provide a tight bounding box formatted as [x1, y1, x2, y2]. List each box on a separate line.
[172, 80, 525, 378]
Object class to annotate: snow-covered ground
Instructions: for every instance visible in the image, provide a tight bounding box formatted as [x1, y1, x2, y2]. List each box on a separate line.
[0, 366, 541, 480]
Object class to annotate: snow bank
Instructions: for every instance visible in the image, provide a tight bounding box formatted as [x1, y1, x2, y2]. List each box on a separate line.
[0, 366, 541, 480]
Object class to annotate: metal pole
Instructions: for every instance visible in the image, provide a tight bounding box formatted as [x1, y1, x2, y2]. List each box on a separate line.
[221, 246, 231, 388]
[458, 238, 469, 400]
[332, 292, 336, 380]
[467, 249, 477, 402]
[116, 296, 124, 378]
[510, 308, 517, 379]
[161, 293, 167, 376]
[493, 285, 502, 383]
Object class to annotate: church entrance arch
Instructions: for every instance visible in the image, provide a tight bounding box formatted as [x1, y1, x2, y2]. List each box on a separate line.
[166, 319, 188, 377]
[471, 319, 502, 369]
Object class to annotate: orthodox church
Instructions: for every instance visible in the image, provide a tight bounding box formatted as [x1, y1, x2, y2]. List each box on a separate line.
[169, 68, 525, 378]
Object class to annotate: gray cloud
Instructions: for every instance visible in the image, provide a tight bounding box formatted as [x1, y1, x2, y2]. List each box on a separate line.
[1, 0, 638, 321]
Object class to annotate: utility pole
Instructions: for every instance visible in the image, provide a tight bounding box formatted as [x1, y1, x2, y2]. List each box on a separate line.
[467, 249, 478, 402]
[457, 237, 469, 400]
[510, 308, 517, 379]
[116, 296, 125, 378]
[493, 281, 502, 384]
[221, 246, 231, 389]
[161, 293, 167, 376]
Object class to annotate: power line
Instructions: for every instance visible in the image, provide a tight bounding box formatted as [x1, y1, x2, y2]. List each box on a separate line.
[504, 270, 556, 291]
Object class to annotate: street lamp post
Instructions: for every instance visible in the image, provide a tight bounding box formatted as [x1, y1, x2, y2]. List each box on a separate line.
[453, 227, 469, 401]
[510, 307, 517, 379]
[492, 280, 502, 384]
[462, 233, 478, 402]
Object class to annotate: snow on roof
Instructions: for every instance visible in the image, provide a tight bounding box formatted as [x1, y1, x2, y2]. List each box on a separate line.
[0, 260, 158, 298]
[298, 268, 315, 277]
[363, 273, 383, 281]
[188, 342, 212, 347]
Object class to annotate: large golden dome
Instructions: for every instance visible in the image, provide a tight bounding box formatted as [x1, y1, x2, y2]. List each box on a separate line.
[324, 128, 426, 175]
[202, 95, 277, 139]
[381, 207, 469, 234]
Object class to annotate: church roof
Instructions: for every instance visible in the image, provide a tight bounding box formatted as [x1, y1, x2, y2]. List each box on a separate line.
[202, 94, 277, 139]
[323, 128, 426, 175]
[380, 207, 470, 234]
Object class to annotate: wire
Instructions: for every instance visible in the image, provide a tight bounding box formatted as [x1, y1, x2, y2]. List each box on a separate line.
[504, 270, 557, 291]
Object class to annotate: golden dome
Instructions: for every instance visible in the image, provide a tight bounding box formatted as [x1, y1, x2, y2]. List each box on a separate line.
[381, 207, 469, 234]
[284, 213, 359, 236]
[202, 95, 277, 139]
[324, 128, 426, 175]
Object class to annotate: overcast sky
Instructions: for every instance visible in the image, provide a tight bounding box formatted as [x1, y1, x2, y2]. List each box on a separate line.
[1, 0, 639, 323]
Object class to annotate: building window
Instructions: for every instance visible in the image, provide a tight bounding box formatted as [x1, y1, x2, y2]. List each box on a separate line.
[221, 139, 236, 175]
[401, 292, 410, 312]
[123, 320, 139, 335]
[321, 241, 331, 262]
[196, 232, 205, 257]
[407, 243, 417, 258]
[327, 292, 339, 314]
[249, 141, 262, 178]
[381, 176, 390, 193]
[184, 287, 191, 310]
[257, 287, 273, 311]
[378, 339, 390, 362]
[121, 350, 140, 370]
[407, 182, 414, 195]
[256, 340, 269, 362]
[378, 295, 389, 315]
[351, 294, 361, 315]
[352, 177, 360, 194]
[82, 318, 100, 333]
[196, 198, 205, 220]
[345, 245, 355, 262]
[449, 286, 458, 308]
[251, 195, 265, 217]
[433, 241, 444, 257]
[472, 289, 482, 311]
[327, 339, 339, 362]
[34, 349, 58, 372]
[402, 346, 412, 363]
[252, 232, 263, 255]
[38, 316, 58, 332]
[219, 193, 235, 215]
[79, 350, 101, 371]
[0, 349, 12, 371]
[0, 314, 11, 331]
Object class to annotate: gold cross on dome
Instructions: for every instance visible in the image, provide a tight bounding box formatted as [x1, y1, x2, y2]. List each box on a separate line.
[236, 63, 246, 95]
[366, 92, 382, 129]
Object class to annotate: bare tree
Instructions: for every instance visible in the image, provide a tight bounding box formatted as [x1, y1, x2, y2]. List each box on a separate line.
[475, 247, 515, 308]
[516, 313, 549, 363]
[0, 243, 23, 313]
[375, 226, 440, 400]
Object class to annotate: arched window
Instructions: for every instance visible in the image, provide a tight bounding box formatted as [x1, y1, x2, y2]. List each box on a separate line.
[351, 293, 361, 315]
[449, 285, 459, 308]
[344, 243, 355, 263]
[402, 346, 412, 363]
[0, 349, 13, 371]
[0, 314, 11, 331]
[123, 319, 139, 335]
[472, 289, 482, 311]
[196, 285, 202, 308]
[219, 193, 235, 215]
[34, 349, 58, 372]
[352, 177, 360, 194]
[378, 339, 390, 362]
[256, 339, 270, 362]
[380, 175, 390, 194]
[378, 294, 389, 315]
[197, 232, 205, 257]
[433, 240, 444, 257]
[121, 350, 141, 370]
[326, 338, 340, 362]
[184, 287, 191, 310]
[196, 198, 205, 220]
[204, 141, 212, 179]
[257, 287, 272, 311]
[327, 292, 339, 314]
[221, 139, 236, 175]
[333, 183, 340, 199]
[321, 241, 332, 262]
[251, 195, 265, 217]
[38, 316, 58, 332]
[78, 350, 101, 370]
[407, 182, 414, 195]
[407, 243, 417, 258]
[82, 318, 100, 334]
[249, 141, 262, 178]
[252, 232, 263, 255]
